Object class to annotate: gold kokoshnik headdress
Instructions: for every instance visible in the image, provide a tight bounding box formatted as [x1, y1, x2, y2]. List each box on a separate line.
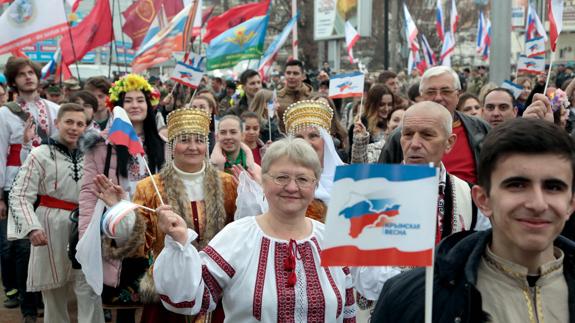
[283, 100, 334, 135]
[166, 108, 211, 143]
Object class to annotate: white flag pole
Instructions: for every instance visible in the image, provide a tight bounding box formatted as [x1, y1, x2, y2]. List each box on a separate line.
[138, 155, 166, 205]
[291, 0, 298, 59]
[543, 49, 556, 95]
[424, 255, 435, 323]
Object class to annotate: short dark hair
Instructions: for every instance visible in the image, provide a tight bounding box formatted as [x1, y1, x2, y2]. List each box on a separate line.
[239, 69, 260, 85]
[57, 103, 88, 121]
[477, 118, 575, 194]
[240, 111, 259, 121]
[4, 57, 41, 88]
[285, 59, 304, 73]
[212, 77, 223, 84]
[69, 90, 98, 111]
[456, 93, 480, 111]
[407, 83, 421, 102]
[84, 76, 111, 94]
[484, 87, 516, 108]
[378, 71, 397, 84]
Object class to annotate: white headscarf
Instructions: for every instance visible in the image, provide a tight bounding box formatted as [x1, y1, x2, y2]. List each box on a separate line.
[315, 127, 345, 203]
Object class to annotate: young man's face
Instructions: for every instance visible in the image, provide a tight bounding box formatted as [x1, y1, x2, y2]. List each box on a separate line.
[482, 90, 517, 127]
[87, 88, 108, 112]
[217, 118, 242, 154]
[55, 111, 87, 148]
[285, 65, 305, 90]
[14, 65, 38, 94]
[244, 75, 262, 98]
[473, 153, 575, 257]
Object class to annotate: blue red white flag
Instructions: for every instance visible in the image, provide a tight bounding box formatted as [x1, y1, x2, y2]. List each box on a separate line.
[501, 80, 524, 99]
[171, 53, 205, 88]
[403, 4, 419, 53]
[450, 0, 458, 34]
[517, 55, 545, 75]
[0, 0, 68, 55]
[476, 11, 485, 53]
[421, 34, 436, 66]
[440, 31, 455, 66]
[328, 71, 365, 99]
[548, 0, 564, 52]
[525, 37, 545, 58]
[321, 164, 438, 267]
[258, 13, 298, 79]
[345, 21, 360, 64]
[525, 5, 547, 41]
[435, 0, 444, 41]
[108, 106, 145, 156]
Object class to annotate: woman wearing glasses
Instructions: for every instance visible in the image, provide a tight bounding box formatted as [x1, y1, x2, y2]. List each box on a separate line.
[152, 137, 398, 322]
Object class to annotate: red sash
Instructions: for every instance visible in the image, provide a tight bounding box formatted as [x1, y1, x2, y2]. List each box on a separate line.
[6, 144, 22, 167]
[38, 195, 78, 211]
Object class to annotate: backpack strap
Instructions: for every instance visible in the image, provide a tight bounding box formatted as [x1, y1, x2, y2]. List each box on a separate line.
[3, 101, 49, 141]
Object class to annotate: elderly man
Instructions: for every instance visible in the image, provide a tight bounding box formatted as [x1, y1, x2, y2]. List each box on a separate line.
[481, 88, 518, 127]
[401, 102, 487, 243]
[372, 118, 575, 323]
[378, 66, 491, 184]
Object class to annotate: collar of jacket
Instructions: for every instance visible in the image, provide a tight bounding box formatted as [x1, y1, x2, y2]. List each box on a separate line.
[278, 82, 313, 97]
[435, 230, 575, 287]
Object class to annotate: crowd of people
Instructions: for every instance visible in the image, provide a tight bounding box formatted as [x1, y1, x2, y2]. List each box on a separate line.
[0, 54, 574, 323]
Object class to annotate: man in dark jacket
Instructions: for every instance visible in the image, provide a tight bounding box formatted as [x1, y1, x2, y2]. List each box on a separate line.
[372, 118, 575, 323]
[378, 66, 490, 184]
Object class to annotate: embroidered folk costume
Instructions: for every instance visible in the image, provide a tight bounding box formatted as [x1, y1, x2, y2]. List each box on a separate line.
[283, 100, 345, 221]
[8, 137, 104, 322]
[131, 108, 238, 323]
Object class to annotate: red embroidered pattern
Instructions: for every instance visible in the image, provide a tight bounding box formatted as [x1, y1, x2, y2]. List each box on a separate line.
[311, 237, 342, 317]
[203, 246, 235, 278]
[159, 294, 195, 308]
[345, 288, 354, 306]
[198, 287, 211, 314]
[343, 318, 357, 323]
[274, 242, 296, 323]
[298, 241, 326, 322]
[202, 265, 222, 303]
[253, 237, 270, 320]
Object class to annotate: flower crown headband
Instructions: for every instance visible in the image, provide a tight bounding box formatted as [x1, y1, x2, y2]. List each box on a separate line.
[107, 74, 159, 108]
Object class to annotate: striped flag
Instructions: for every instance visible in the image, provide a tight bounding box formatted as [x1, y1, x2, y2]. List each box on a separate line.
[171, 54, 205, 88]
[108, 106, 145, 156]
[182, 0, 202, 53]
[345, 21, 360, 64]
[548, 0, 564, 52]
[258, 13, 298, 79]
[525, 5, 547, 41]
[403, 4, 419, 53]
[329, 72, 365, 99]
[476, 11, 485, 53]
[421, 34, 436, 66]
[517, 55, 545, 74]
[450, 0, 458, 34]
[435, 0, 444, 41]
[440, 31, 455, 66]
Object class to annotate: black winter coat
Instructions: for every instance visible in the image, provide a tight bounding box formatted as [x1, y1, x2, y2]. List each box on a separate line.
[371, 230, 575, 323]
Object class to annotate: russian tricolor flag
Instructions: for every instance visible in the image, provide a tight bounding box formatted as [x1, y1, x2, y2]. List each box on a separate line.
[476, 11, 485, 53]
[525, 5, 547, 41]
[421, 34, 436, 66]
[403, 4, 419, 52]
[108, 106, 145, 156]
[435, 0, 444, 41]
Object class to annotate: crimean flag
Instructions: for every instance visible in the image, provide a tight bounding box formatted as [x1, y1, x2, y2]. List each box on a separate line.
[0, 0, 68, 55]
[206, 14, 269, 70]
[108, 106, 145, 156]
[548, 0, 564, 52]
[344, 21, 360, 64]
[202, 0, 270, 44]
[321, 164, 439, 267]
[517, 55, 545, 75]
[328, 72, 365, 99]
[60, 0, 114, 65]
[122, 0, 184, 50]
[450, 0, 458, 34]
[440, 31, 455, 66]
[171, 53, 205, 88]
[525, 37, 545, 58]
[435, 0, 444, 41]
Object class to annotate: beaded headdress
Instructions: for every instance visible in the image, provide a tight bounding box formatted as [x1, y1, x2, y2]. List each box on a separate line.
[283, 100, 334, 135]
[166, 108, 211, 143]
[107, 74, 158, 108]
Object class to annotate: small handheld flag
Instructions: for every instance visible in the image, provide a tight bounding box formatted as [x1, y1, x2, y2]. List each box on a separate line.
[344, 21, 360, 64]
[171, 54, 205, 88]
[108, 106, 145, 156]
[328, 72, 365, 99]
[321, 164, 439, 267]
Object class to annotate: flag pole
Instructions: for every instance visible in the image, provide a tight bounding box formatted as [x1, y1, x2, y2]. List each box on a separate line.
[108, 0, 117, 79]
[544, 50, 556, 95]
[116, 0, 130, 73]
[65, 13, 81, 79]
[291, 0, 298, 59]
[139, 155, 165, 205]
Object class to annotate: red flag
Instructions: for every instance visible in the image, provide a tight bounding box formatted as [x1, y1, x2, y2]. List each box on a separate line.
[122, 0, 184, 50]
[0, 0, 12, 3]
[202, 0, 269, 44]
[10, 48, 28, 58]
[60, 0, 114, 65]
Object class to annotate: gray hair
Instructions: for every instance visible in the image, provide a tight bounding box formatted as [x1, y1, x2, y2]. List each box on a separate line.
[419, 66, 461, 93]
[261, 137, 322, 180]
[401, 101, 453, 136]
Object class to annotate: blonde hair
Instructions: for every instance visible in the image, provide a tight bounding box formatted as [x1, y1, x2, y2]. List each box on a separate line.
[248, 89, 274, 121]
[261, 137, 322, 180]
